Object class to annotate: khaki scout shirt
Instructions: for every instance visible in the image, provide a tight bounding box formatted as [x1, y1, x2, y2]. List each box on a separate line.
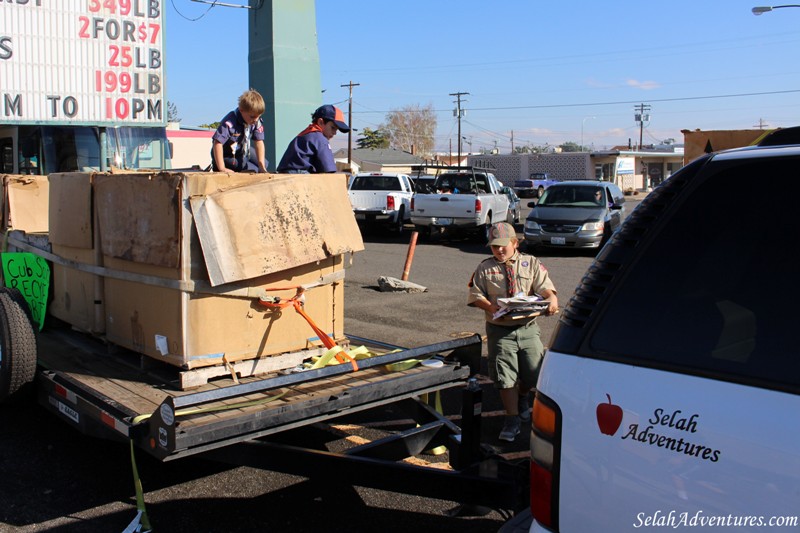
[468, 251, 556, 326]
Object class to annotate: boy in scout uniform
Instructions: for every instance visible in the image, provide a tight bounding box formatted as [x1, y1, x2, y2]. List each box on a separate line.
[468, 222, 559, 441]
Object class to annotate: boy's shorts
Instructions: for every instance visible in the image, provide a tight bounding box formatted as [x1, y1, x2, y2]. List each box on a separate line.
[485, 321, 544, 390]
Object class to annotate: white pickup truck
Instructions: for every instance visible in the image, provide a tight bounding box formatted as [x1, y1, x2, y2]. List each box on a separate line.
[348, 172, 414, 233]
[410, 168, 510, 240]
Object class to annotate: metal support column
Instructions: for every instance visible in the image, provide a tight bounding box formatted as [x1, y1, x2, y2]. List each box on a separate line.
[248, 0, 321, 172]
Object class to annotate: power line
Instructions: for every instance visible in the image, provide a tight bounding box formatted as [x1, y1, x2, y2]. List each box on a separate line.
[325, 31, 800, 75]
[351, 88, 800, 115]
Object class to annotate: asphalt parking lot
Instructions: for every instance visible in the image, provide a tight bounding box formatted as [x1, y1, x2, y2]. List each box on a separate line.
[0, 194, 644, 532]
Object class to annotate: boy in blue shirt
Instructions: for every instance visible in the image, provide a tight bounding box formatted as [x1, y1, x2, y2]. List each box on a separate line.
[277, 104, 350, 173]
[211, 89, 268, 173]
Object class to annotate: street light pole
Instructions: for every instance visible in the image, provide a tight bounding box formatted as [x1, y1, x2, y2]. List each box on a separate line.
[581, 116, 595, 152]
[752, 4, 800, 14]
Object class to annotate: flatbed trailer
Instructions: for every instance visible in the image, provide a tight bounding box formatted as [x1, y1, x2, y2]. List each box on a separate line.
[23, 320, 529, 516]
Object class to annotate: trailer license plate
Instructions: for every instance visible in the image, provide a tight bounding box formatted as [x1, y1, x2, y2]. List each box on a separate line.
[57, 400, 80, 423]
[551, 237, 566, 245]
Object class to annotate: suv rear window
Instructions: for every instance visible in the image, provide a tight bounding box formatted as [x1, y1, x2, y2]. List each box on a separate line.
[590, 156, 800, 392]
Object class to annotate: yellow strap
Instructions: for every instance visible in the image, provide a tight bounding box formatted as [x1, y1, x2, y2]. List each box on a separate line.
[423, 390, 447, 456]
[131, 390, 287, 425]
[311, 346, 345, 369]
[129, 441, 152, 531]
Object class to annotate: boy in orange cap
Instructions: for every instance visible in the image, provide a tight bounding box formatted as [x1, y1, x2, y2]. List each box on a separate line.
[277, 104, 350, 174]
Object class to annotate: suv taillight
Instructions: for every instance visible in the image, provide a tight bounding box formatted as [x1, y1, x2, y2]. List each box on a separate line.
[387, 196, 395, 210]
[531, 392, 561, 530]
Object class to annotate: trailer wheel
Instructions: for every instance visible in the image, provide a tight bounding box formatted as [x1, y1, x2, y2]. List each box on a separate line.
[0, 288, 38, 403]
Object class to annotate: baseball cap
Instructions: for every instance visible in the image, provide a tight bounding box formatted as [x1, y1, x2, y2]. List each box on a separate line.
[313, 105, 350, 133]
[488, 222, 517, 246]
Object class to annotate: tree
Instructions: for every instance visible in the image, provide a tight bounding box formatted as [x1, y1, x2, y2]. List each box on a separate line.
[356, 127, 390, 149]
[559, 141, 582, 153]
[381, 103, 436, 157]
[198, 122, 220, 130]
[167, 101, 181, 123]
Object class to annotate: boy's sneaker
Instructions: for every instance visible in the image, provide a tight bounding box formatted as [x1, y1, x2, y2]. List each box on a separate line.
[498, 415, 521, 442]
[518, 394, 531, 421]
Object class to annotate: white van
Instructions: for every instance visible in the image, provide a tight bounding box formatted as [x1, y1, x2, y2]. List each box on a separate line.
[527, 135, 800, 531]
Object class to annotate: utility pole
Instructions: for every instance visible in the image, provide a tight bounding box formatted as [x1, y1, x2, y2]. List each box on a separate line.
[634, 103, 651, 150]
[341, 81, 360, 171]
[450, 91, 469, 168]
[510, 130, 514, 153]
[754, 118, 769, 129]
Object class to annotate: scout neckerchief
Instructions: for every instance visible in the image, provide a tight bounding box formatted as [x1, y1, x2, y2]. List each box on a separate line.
[296, 123, 324, 137]
[505, 262, 516, 297]
[242, 123, 252, 163]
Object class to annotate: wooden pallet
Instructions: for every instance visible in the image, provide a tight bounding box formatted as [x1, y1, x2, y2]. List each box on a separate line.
[37, 324, 352, 392]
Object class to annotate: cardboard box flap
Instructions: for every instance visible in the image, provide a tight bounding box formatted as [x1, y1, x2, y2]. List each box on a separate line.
[94, 173, 181, 268]
[192, 173, 364, 286]
[49, 172, 93, 248]
[5, 175, 49, 233]
[182, 171, 271, 196]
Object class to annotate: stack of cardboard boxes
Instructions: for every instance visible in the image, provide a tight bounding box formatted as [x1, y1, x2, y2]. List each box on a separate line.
[4, 171, 364, 378]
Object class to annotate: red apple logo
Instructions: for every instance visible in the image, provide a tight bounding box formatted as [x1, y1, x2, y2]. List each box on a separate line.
[596, 394, 623, 436]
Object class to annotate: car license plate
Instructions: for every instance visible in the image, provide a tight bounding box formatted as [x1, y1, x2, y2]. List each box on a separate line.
[437, 218, 452, 226]
[551, 236, 566, 245]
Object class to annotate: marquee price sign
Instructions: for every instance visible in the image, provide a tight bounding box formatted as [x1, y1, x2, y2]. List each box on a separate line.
[1, 0, 166, 126]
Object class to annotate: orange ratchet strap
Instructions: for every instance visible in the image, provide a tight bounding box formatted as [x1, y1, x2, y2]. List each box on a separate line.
[258, 287, 358, 371]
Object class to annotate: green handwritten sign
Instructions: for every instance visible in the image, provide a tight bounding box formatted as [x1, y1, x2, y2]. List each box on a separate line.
[2, 252, 49, 331]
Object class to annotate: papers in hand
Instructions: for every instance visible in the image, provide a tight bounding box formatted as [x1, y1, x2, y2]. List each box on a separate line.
[493, 294, 549, 320]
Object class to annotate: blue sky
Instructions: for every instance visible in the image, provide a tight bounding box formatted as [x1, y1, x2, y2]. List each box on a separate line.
[166, 0, 800, 152]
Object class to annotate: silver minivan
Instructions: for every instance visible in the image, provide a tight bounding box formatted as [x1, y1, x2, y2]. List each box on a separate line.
[526, 140, 800, 531]
[523, 181, 624, 250]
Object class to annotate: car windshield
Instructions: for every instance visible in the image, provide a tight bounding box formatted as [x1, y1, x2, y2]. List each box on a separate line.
[538, 185, 605, 207]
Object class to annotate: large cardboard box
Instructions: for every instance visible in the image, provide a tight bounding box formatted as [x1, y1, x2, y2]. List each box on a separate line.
[2, 174, 49, 232]
[79, 171, 364, 369]
[47, 173, 99, 333]
[103, 255, 345, 368]
[48, 245, 100, 333]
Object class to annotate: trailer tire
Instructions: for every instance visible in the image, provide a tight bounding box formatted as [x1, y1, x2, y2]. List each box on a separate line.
[0, 288, 38, 403]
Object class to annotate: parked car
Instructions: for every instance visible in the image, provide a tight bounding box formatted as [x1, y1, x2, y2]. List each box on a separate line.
[348, 172, 414, 233]
[523, 181, 624, 250]
[410, 167, 510, 241]
[502, 185, 521, 225]
[526, 140, 800, 532]
[514, 173, 560, 198]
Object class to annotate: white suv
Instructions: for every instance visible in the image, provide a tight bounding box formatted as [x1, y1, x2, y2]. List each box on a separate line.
[527, 134, 800, 531]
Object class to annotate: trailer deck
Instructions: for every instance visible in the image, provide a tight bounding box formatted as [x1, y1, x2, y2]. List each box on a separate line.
[34, 324, 482, 461]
